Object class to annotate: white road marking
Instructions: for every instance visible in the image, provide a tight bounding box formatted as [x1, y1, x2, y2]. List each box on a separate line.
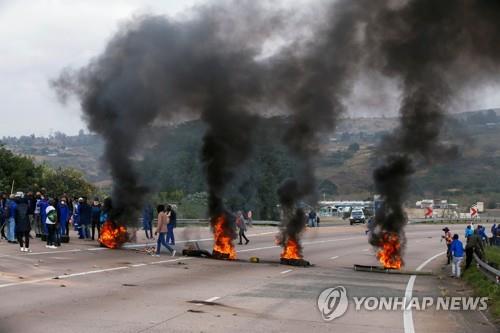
[329, 256, 339, 260]
[56, 266, 129, 279]
[280, 269, 293, 274]
[130, 263, 147, 268]
[204, 296, 220, 303]
[403, 251, 446, 333]
[237, 236, 363, 253]
[0, 257, 193, 289]
[27, 249, 82, 255]
[362, 249, 369, 252]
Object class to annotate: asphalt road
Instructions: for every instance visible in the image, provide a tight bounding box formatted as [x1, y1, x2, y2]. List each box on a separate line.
[0, 224, 496, 333]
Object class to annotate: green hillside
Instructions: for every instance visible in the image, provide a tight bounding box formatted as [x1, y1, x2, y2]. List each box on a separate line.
[3, 109, 500, 216]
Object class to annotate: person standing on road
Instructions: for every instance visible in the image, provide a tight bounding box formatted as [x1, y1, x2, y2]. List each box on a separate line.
[38, 193, 49, 238]
[166, 205, 176, 245]
[154, 205, 175, 257]
[33, 192, 42, 237]
[441, 227, 452, 264]
[26, 192, 36, 238]
[45, 199, 58, 249]
[7, 194, 18, 243]
[57, 197, 70, 239]
[15, 196, 31, 252]
[236, 211, 249, 245]
[450, 234, 464, 278]
[78, 197, 92, 240]
[142, 203, 154, 240]
[91, 198, 102, 240]
[308, 210, 317, 228]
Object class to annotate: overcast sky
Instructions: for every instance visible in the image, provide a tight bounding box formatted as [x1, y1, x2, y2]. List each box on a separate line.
[0, 0, 204, 137]
[1, 0, 499, 137]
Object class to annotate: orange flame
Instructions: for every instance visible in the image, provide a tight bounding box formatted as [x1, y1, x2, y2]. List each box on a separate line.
[281, 237, 302, 260]
[212, 215, 236, 259]
[377, 232, 403, 269]
[99, 221, 128, 249]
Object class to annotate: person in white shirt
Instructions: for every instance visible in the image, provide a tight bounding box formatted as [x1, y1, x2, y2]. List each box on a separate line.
[45, 200, 58, 249]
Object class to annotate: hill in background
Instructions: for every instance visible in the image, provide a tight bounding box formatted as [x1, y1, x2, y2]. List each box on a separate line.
[3, 108, 500, 217]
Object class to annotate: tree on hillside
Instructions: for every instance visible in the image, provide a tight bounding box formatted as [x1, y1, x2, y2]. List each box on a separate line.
[0, 145, 42, 193]
[40, 166, 95, 198]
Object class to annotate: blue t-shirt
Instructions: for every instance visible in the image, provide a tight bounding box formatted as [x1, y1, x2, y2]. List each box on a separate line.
[450, 239, 464, 257]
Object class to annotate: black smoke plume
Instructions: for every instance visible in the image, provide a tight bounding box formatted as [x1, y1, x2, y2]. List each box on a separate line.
[366, 0, 500, 262]
[51, 3, 280, 227]
[274, 1, 371, 254]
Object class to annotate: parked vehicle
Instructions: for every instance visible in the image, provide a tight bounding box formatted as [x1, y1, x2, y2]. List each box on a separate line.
[349, 209, 366, 225]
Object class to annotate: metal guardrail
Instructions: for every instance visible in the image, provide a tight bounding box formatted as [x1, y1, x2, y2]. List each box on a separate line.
[409, 217, 498, 224]
[473, 253, 500, 284]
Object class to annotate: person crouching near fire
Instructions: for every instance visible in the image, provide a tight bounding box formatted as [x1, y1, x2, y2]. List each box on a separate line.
[154, 205, 176, 257]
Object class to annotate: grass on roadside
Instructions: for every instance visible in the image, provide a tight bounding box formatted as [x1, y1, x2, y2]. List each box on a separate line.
[462, 246, 500, 320]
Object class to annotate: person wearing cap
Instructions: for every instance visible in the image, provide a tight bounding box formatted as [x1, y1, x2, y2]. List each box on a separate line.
[441, 227, 452, 264]
[450, 234, 464, 278]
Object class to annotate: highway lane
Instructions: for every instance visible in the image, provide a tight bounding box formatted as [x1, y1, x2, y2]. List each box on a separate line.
[0, 224, 496, 332]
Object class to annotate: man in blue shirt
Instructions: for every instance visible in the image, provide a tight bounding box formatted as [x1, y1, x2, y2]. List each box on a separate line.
[450, 234, 464, 278]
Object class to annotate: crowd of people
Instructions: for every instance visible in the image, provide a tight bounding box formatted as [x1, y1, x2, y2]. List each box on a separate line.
[442, 222, 494, 278]
[0, 190, 113, 252]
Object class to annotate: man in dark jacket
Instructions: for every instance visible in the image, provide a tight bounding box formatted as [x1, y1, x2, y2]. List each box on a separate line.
[465, 229, 485, 269]
[15, 197, 31, 252]
[78, 197, 92, 239]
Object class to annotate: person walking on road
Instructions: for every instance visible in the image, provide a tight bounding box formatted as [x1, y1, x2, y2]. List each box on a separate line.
[450, 234, 464, 278]
[15, 197, 31, 252]
[154, 205, 175, 257]
[166, 205, 176, 245]
[237, 211, 249, 245]
[45, 199, 58, 249]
